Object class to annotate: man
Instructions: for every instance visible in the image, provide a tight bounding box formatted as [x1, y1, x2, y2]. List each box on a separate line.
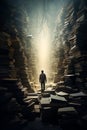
[39, 70, 47, 92]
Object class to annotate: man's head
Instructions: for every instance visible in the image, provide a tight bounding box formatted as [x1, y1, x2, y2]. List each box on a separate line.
[41, 70, 44, 73]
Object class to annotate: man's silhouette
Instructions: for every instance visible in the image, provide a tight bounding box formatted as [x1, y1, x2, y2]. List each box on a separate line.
[39, 70, 47, 92]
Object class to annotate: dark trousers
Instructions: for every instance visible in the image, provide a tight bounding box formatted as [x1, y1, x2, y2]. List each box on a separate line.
[41, 82, 45, 93]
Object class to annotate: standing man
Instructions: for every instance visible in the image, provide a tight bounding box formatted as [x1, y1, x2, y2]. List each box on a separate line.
[39, 70, 47, 93]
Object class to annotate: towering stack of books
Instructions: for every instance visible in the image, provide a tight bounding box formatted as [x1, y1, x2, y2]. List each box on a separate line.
[0, 33, 11, 79]
[60, 0, 87, 89]
[54, 0, 87, 89]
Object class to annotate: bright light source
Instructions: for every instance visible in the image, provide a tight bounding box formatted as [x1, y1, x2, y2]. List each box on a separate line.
[36, 22, 50, 81]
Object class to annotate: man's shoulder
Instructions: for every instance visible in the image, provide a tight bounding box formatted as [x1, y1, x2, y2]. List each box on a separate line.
[43, 73, 46, 75]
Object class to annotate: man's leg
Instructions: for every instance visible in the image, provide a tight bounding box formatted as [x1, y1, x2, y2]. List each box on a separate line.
[41, 82, 45, 93]
[41, 83, 43, 93]
[43, 82, 45, 91]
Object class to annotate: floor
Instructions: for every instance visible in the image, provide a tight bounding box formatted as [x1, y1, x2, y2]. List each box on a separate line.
[23, 117, 62, 130]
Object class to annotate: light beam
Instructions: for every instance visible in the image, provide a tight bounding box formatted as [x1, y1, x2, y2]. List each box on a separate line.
[36, 22, 50, 82]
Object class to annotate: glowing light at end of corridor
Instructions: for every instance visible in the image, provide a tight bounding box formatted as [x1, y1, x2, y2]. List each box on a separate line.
[37, 22, 50, 78]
